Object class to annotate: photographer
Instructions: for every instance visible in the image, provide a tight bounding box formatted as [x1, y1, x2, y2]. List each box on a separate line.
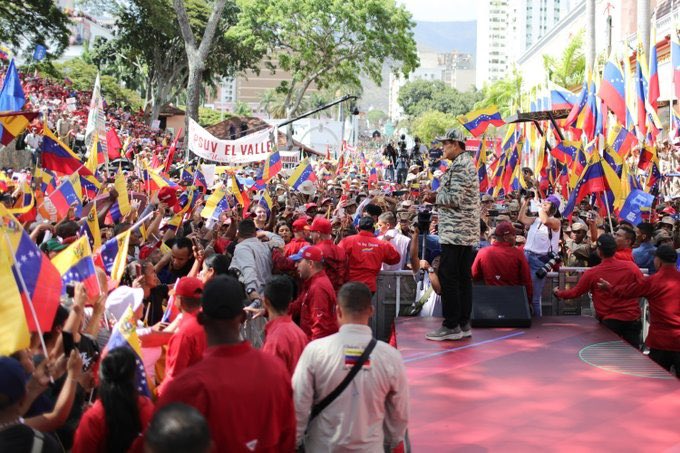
[407, 207, 443, 316]
[519, 194, 561, 317]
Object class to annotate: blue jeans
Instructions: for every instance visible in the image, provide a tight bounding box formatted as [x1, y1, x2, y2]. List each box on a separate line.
[524, 251, 547, 317]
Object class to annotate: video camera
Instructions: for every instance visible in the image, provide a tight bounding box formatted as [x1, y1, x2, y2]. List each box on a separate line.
[535, 251, 562, 279]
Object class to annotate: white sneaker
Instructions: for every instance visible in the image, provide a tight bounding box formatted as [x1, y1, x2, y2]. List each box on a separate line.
[460, 323, 472, 338]
[426, 326, 464, 341]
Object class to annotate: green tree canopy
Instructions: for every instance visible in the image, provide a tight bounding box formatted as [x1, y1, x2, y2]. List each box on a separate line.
[410, 111, 460, 145]
[474, 68, 524, 117]
[0, 0, 71, 57]
[543, 30, 585, 89]
[237, 0, 419, 121]
[366, 109, 388, 127]
[398, 80, 483, 118]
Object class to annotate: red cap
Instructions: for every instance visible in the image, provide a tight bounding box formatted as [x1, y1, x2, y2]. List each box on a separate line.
[158, 186, 178, 207]
[494, 221, 516, 237]
[305, 202, 318, 211]
[290, 245, 323, 262]
[173, 277, 204, 298]
[310, 217, 332, 234]
[292, 218, 310, 232]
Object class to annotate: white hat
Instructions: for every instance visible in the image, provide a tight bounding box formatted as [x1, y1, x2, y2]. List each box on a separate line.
[105, 286, 144, 322]
[406, 173, 417, 183]
[298, 180, 316, 196]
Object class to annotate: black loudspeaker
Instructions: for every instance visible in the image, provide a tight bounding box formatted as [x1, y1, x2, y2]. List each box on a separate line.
[471, 285, 532, 328]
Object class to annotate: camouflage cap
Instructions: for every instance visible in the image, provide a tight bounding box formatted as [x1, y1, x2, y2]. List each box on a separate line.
[434, 128, 466, 146]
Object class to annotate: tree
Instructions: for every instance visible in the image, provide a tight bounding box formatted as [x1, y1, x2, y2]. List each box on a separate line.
[0, 0, 71, 57]
[366, 109, 387, 127]
[238, 0, 419, 145]
[397, 79, 483, 117]
[543, 30, 585, 89]
[410, 110, 460, 145]
[475, 68, 524, 117]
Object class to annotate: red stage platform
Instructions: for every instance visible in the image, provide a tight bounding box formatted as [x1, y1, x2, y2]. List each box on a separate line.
[397, 316, 680, 452]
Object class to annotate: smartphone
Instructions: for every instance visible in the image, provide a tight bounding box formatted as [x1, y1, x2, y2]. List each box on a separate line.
[62, 331, 75, 356]
[529, 200, 541, 214]
[66, 284, 75, 298]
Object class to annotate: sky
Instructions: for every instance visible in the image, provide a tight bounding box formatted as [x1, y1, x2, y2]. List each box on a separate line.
[397, 0, 478, 22]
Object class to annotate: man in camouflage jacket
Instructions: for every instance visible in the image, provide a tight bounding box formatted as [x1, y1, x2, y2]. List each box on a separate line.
[427, 128, 480, 341]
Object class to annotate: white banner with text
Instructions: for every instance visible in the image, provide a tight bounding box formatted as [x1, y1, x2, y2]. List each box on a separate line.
[188, 118, 273, 164]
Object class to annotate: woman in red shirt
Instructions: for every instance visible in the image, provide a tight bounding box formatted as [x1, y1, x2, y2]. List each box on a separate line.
[73, 348, 154, 453]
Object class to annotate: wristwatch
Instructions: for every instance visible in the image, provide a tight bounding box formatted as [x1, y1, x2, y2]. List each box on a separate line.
[427, 267, 435, 274]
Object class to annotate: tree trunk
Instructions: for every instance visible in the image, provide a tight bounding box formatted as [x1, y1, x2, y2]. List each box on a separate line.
[185, 58, 204, 133]
[637, 0, 650, 55]
[585, 0, 596, 72]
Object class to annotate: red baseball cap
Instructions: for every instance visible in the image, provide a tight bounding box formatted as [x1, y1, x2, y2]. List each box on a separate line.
[310, 217, 332, 234]
[173, 277, 204, 298]
[290, 245, 323, 262]
[305, 202, 318, 211]
[292, 218, 310, 232]
[494, 221, 516, 237]
[158, 186, 178, 207]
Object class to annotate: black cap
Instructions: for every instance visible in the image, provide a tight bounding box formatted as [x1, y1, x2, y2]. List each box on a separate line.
[358, 216, 375, 231]
[201, 275, 247, 320]
[596, 234, 617, 255]
[655, 245, 678, 264]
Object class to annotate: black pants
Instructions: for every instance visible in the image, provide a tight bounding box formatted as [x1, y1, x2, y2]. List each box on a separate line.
[602, 318, 641, 349]
[438, 244, 473, 329]
[649, 349, 680, 377]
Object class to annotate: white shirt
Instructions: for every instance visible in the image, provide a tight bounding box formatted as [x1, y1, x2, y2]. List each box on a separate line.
[380, 229, 410, 271]
[525, 218, 560, 255]
[293, 324, 409, 453]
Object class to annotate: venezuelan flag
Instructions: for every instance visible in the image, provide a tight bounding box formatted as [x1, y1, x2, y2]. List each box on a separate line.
[0, 111, 39, 146]
[287, 158, 317, 190]
[230, 176, 250, 212]
[549, 83, 577, 111]
[635, 40, 650, 136]
[201, 186, 229, 220]
[259, 190, 273, 217]
[645, 159, 662, 192]
[638, 141, 656, 171]
[110, 171, 131, 223]
[51, 236, 100, 299]
[564, 80, 588, 127]
[457, 106, 505, 137]
[100, 229, 131, 282]
[599, 58, 627, 126]
[0, 245, 30, 355]
[673, 31, 680, 102]
[41, 127, 87, 175]
[474, 140, 488, 193]
[48, 174, 83, 220]
[0, 204, 63, 332]
[550, 140, 579, 165]
[607, 124, 636, 159]
[648, 25, 660, 111]
[562, 158, 608, 217]
[79, 203, 101, 252]
[104, 306, 151, 396]
[9, 183, 35, 216]
[263, 150, 282, 181]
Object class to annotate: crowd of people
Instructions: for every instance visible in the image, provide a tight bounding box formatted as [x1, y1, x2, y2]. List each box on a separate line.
[2, 65, 680, 453]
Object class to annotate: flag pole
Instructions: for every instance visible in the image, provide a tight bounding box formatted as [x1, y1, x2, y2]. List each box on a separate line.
[602, 190, 615, 233]
[2, 231, 52, 376]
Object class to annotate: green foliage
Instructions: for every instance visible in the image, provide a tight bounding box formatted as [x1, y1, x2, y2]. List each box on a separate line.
[237, 0, 419, 116]
[410, 110, 460, 145]
[233, 101, 252, 117]
[543, 30, 585, 89]
[366, 109, 388, 126]
[0, 0, 71, 58]
[198, 107, 224, 126]
[52, 58, 143, 109]
[475, 68, 524, 117]
[398, 80, 483, 117]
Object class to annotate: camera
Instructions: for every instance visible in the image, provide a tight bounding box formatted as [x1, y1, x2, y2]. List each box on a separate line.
[416, 206, 432, 233]
[535, 252, 562, 279]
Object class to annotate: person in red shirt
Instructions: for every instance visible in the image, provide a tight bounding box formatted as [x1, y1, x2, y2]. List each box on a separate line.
[471, 221, 533, 302]
[154, 275, 296, 452]
[338, 217, 400, 292]
[598, 245, 680, 376]
[289, 246, 339, 340]
[284, 218, 310, 257]
[73, 348, 154, 453]
[310, 217, 347, 291]
[156, 277, 207, 397]
[262, 275, 309, 376]
[554, 234, 643, 347]
[613, 226, 635, 262]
